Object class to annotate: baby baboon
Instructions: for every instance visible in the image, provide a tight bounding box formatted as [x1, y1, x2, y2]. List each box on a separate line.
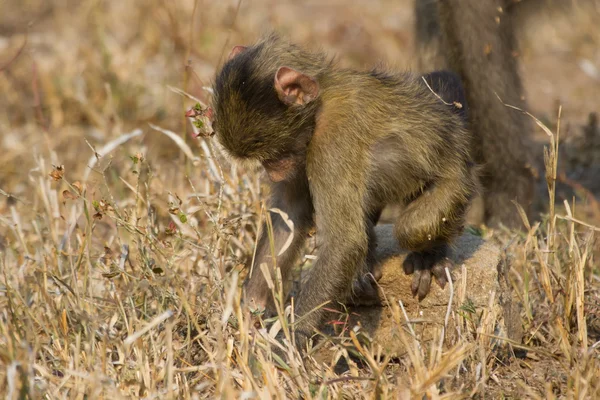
[415, 0, 536, 228]
[212, 34, 478, 351]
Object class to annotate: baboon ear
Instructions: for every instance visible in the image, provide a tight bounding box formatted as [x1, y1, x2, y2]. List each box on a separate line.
[227, 45, 247, 61]
[274, 66, 320, 106]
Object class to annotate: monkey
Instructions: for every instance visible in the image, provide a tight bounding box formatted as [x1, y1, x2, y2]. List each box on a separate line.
[414, 0, 537, 229]
[211, 34, 478, 351]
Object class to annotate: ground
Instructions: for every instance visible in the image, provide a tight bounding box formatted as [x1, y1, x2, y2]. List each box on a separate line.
[0, 0, 599, 398]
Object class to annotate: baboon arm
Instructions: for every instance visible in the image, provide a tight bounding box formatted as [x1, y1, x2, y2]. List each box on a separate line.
[244, 179, 314, 313]
[395, 175, 471, 251]
[294, 159, 370, 336]
[293, 238, 368, 337]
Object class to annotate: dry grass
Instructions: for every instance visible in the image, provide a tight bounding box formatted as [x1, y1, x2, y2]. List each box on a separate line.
[0, 1, 599, 398]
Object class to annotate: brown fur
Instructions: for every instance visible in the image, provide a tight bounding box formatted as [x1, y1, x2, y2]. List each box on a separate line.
[212, 34, 478, 350]
[414, 0, 536, 228]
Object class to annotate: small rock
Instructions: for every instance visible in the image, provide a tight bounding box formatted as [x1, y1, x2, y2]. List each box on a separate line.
[324, 224, 523, 357]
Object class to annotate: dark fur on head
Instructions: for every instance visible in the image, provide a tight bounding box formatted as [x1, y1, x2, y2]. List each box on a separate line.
[213, 34, 329, 165]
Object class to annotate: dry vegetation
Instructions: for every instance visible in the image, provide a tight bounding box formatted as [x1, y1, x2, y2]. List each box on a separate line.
[1, 0, 599, 398]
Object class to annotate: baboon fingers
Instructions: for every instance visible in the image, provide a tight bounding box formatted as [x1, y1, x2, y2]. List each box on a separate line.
[403, 253, 419, 275]
[405, 251, 453, 299]
[431, 258, 452, 289]
[412, 269, 432, 300]
[349, 276, 381, 306]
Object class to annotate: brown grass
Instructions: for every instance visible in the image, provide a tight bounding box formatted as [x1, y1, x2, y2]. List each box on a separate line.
[0, 1, 599, 398]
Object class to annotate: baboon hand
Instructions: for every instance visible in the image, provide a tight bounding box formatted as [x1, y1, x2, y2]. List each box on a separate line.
[348, 270, 383, 306]
[402, 250, 451, 300]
